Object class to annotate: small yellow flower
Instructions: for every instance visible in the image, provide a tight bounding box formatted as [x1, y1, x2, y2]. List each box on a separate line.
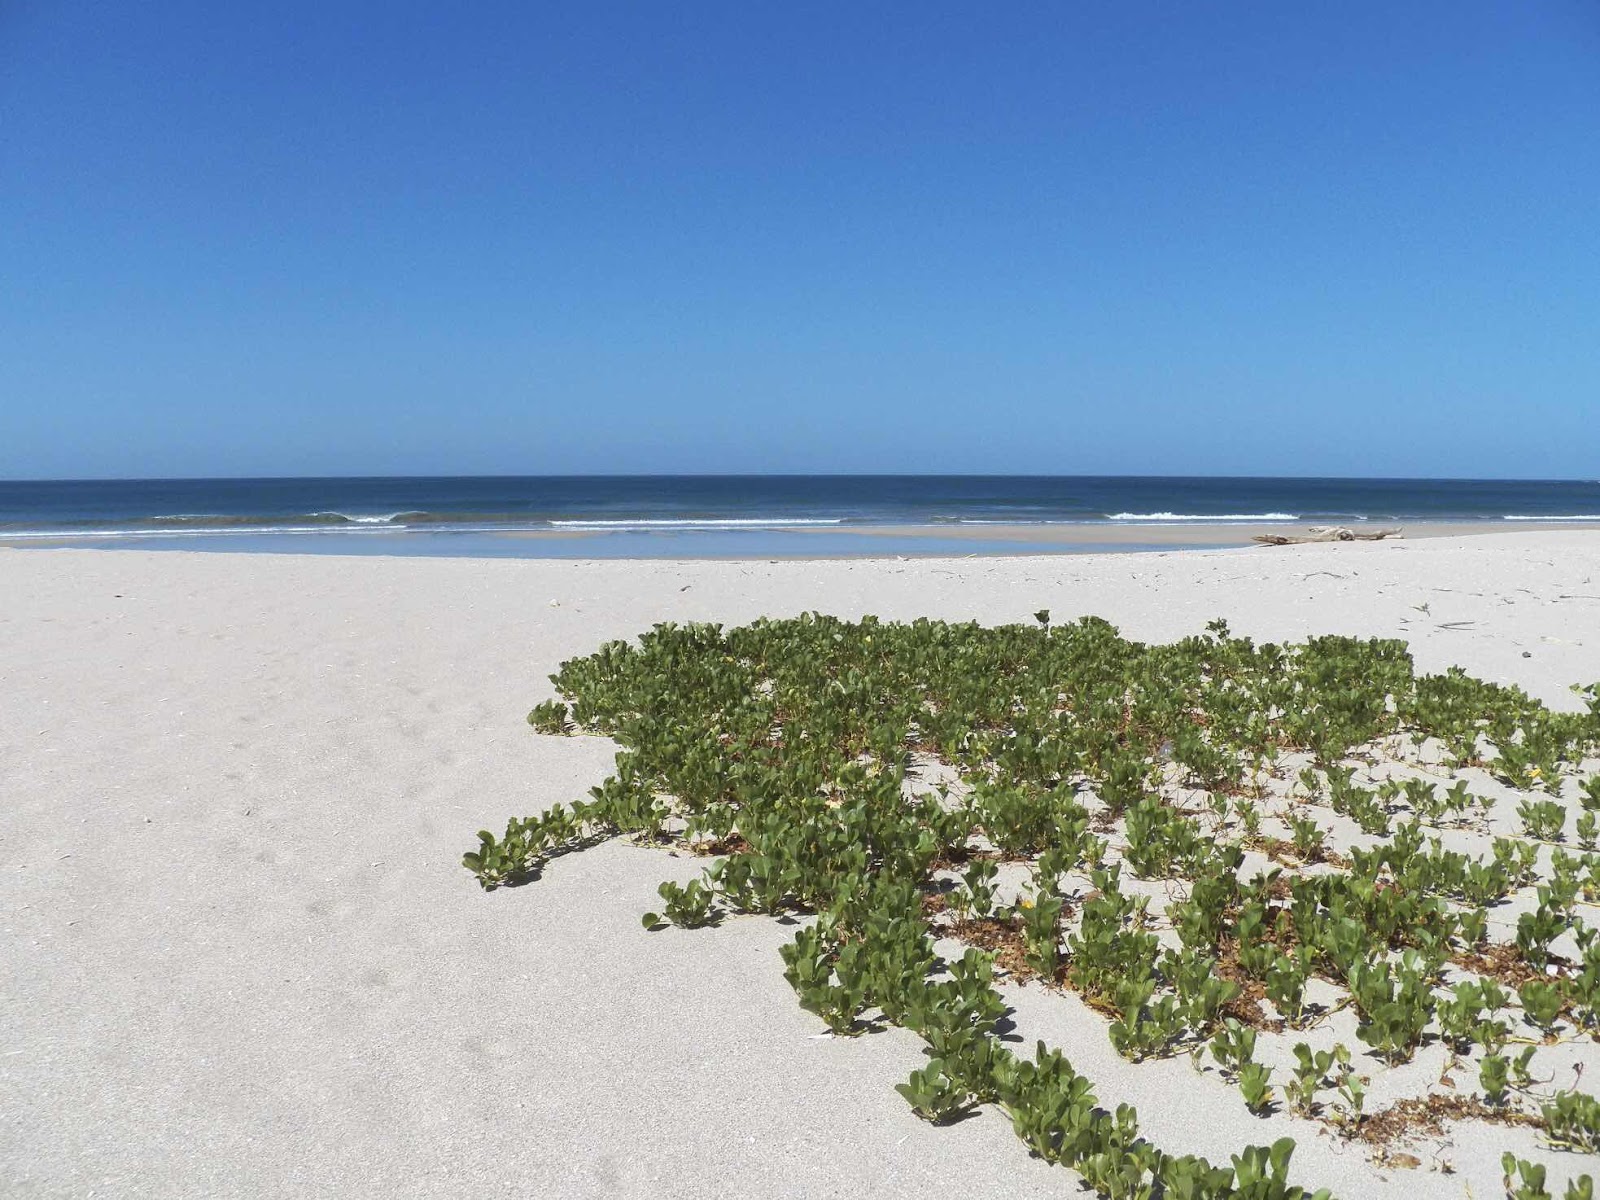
[1530, 766, 1544, 779]
[1020, 897, 1035, 909]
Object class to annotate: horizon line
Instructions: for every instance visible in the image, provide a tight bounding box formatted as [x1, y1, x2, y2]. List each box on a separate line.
[4, 471, 1597, 486]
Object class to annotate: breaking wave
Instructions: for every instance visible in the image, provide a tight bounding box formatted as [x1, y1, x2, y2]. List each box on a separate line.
[1104, 512, 1299, 522]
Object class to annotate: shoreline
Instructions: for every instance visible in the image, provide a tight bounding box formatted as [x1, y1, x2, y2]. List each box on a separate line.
[3, 518, 1597, 560]
[796, 518, 1600, 546]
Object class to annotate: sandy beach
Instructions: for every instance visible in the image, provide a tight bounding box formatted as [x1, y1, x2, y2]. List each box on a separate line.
[5, 532, 1600, 1199]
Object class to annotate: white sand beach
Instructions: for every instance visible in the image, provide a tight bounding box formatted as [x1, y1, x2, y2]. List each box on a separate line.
[5, 532, 1600, 1199]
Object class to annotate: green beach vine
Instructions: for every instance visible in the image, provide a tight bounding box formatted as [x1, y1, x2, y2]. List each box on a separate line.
[467, 612, 1600, 1200]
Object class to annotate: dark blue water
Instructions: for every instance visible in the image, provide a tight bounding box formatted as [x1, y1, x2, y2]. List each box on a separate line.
[1, 476, 1596, 556]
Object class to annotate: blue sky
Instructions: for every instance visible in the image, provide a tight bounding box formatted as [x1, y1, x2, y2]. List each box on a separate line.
[3, 2, 1597, 479]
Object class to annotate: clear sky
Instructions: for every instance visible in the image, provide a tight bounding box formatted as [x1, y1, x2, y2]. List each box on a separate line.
[3, 2, 1597, 480]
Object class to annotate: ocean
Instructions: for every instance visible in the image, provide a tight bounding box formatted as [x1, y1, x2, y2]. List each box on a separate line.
[1, 476, 1597, 558]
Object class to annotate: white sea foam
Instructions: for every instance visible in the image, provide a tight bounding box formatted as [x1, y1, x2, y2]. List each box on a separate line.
[1105, 512, 1298, 522]
[547, 518, 844, 529]
[1502, 515, 1600, 521]
[313, 511, 433, 524]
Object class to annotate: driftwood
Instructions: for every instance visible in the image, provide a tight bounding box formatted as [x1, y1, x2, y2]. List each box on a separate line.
[1253, 525, 1403, 546]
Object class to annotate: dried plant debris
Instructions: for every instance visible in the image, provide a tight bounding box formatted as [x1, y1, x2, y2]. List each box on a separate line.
[467, 613, 1600, 1199]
